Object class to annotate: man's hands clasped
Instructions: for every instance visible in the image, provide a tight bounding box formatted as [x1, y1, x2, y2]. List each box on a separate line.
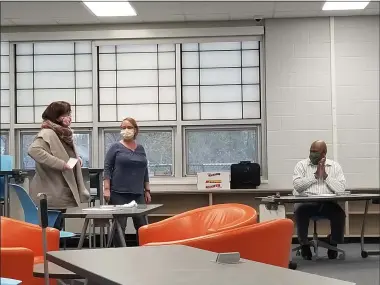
[315, 157, 328, 180]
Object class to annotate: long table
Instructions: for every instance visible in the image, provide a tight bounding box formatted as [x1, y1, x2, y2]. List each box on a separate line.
[256, 193, 380, 258]
[47, 245, 355, 285]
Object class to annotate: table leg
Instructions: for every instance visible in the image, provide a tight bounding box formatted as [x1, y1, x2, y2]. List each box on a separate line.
[92, 220, 96, 248]
[360, 200, 369, 253]
[62, 218, 67, 250]
[78, 218, 90, 249]
[88, 220, 92, 249]
[115, 218, 127, 247]
[100, 226, 104, 248]
[360, 199, 380, 258]
[106, 220, 116, 248]
[3, 175, 9, 217]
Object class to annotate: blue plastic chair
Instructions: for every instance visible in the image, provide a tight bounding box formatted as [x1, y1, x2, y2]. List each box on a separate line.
[0, 176, 4, 199]
[60, 231, 76, 238]
[0, 277, 21, 285]
[9, 183, 60, 226]
[9, 184, 75, 239]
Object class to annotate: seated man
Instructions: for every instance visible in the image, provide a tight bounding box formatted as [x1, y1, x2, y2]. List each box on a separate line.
[293, 140, 346, 260]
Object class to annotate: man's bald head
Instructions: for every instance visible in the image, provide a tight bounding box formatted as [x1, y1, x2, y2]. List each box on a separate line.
[310, 140, 327, 156]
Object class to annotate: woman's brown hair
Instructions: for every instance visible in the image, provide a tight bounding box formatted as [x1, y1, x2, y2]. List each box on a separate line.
[42, 101, 71, 124]
[121, 117, 139, 139]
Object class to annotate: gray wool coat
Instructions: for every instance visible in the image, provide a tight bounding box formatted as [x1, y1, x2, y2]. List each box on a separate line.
[28, 129, 90, 209]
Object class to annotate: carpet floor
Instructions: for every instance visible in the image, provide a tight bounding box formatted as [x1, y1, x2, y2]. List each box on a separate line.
[292, 243, 380, 285]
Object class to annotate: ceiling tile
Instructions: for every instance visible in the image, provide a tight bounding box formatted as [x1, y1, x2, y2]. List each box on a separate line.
[143, 15, 186, 22]
[180, 2, 275, 15]
[97, 16, 145, 24]
[275, 1, 324, 12]
[1, 1, 96, 21]
[55, 18, 101, 25]
[366, 1, 380, 10]
[320, 10, 367, 17]
[7, 18, 60, 26]
[1, 0, 379, 26]
[0, 19, 14, 26]
[274, 10, 322, 18]
[184, 14, 230, 21]
[229, 11, 275, 20]
[360, 9, 380, 16]
[132, 2, 184, 15]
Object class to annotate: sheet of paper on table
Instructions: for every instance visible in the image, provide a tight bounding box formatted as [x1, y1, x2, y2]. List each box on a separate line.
[82, 200, 138, 212]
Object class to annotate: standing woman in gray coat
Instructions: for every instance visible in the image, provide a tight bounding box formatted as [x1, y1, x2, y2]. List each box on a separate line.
[28, 101, 90, 229]
[103, 117, 152, 246]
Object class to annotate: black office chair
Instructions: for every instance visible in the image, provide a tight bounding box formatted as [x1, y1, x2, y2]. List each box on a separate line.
[293, 216, 345, 260]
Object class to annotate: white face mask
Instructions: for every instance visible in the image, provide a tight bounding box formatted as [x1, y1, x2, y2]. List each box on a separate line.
[120, 128, 135, 140]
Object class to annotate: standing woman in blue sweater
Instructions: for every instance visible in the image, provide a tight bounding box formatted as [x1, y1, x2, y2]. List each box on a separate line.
[103, 117, 151, 246]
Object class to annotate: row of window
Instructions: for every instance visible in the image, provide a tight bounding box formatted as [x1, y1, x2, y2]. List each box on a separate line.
[0, 127, 259, 176]
[0, 40, 262, 124]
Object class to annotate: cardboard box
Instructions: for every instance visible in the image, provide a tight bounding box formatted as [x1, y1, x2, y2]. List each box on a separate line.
[197, 172, 230, 190]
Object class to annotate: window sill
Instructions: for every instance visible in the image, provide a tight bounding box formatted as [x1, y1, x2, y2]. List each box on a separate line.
[149, 177, 268, 186]
[150, 177, 197, 185]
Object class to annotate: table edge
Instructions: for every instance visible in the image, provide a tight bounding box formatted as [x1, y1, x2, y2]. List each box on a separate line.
[63, 204, 163, 218]
[256, 194, 380, 203]
[47, 253, 119, 285]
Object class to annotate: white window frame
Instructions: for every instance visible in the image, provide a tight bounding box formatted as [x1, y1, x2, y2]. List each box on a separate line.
[3, 24, 266, 182]
[13, 41, 93, 124]
[95, 37, 266, 180]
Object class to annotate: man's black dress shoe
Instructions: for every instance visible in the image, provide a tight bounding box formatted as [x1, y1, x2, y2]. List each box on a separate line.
[301, 244, 312, 260]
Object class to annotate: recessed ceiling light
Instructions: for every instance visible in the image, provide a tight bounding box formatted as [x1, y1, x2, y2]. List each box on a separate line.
[83, 1, 137, 17]
[323, 0, 370, 10]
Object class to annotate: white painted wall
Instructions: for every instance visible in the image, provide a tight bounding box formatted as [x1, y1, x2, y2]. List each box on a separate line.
[265, 16, 379, 189]
[335, 16, 379, 188]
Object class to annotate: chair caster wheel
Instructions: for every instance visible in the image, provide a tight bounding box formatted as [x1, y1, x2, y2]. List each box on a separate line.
[361, 251, 368, 258]
[288, 261, 297, 270]
[327, 249, 338, 260]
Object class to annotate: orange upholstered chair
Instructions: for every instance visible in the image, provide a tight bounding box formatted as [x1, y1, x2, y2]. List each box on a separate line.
[144, 219, 294, 268]
[139, 203, 257, 246]
[0, 217, 60, 285]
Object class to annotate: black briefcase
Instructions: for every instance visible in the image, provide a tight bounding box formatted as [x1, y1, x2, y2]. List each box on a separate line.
[230, 161, 261, 189]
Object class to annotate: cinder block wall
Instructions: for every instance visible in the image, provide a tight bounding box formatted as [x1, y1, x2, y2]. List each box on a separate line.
[265, 16, 379, 189]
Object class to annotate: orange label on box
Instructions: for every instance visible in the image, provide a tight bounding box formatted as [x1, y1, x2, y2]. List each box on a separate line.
[205, 180, 222, 183]
[207, 173, 221, 177]
[205, 184, 221, 189]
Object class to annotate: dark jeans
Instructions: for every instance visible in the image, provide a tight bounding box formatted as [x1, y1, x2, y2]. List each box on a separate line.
[109, 192, 147, 247]
[294, 202, 346, 245]
[52, 209, 67, 230]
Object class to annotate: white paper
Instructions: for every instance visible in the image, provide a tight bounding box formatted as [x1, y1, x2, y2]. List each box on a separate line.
[67, 158, 78, 169]
[83, 201, 138, 212]
[100, 200, 137, 209]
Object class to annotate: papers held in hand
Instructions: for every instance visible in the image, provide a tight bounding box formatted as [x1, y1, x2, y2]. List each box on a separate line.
[66, 158, 78, 169]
